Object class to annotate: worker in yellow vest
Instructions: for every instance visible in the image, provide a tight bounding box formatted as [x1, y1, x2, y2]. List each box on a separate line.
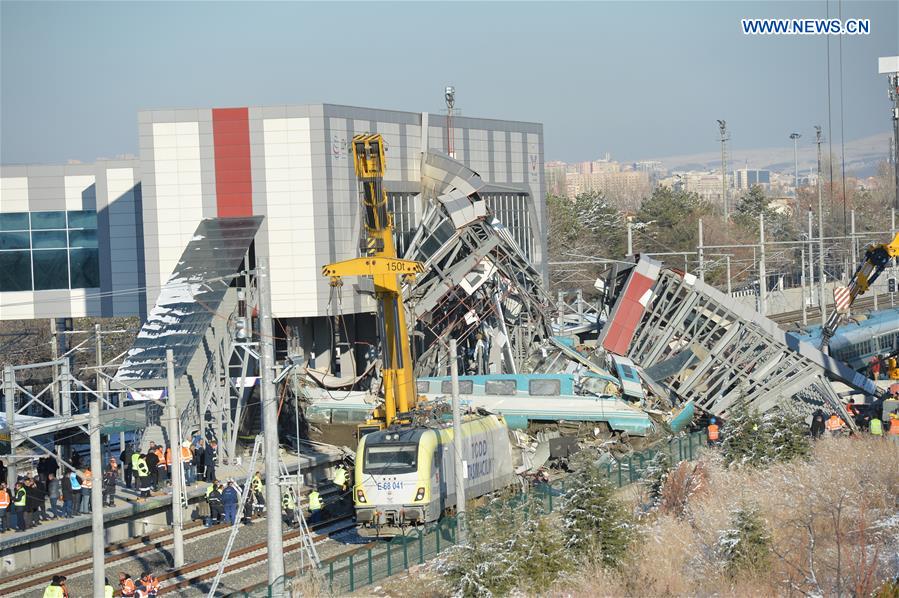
[135, 456, 152, 499]
[308, 485, 323, 524]
[282, 490, 297, 527]
[103, 577, 114, 598]
[333, 464, 348, 491]
[41, 575, 66, 598]
[869, 416, 883, 437]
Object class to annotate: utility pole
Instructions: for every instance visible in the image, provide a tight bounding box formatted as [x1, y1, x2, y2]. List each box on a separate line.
[718, 120, 729, 221]
[880, 58, 899, 209]
[449, 339, 466, 543]
[89, 400, 105, 598]
[850, 210, 857, 269]
[807, 210, 815, 306]
[790, 132, 802, 194]
[758, 212, 767, 316]
[445, 86, 456, 159]
[258, 259, 285, 592]
[165, 349, 185, 569]
[816, 126, 827, 326]
[626, 220, 633, 256]
[697, 219, 705, 282]
[801, 248, 808, 325]
[4, 364, 17, 488]
[725, 255, 732, 295]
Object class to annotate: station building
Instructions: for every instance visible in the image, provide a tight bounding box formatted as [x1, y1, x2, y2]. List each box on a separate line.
[0, 103, 546, 360]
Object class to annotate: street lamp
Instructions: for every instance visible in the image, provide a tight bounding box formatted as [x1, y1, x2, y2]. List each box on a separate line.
[790, 132, 801, 195]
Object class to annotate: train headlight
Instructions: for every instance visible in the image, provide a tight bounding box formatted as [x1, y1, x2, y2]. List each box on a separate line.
[356, 488, 367, 503]
[414, 487, 426, 501]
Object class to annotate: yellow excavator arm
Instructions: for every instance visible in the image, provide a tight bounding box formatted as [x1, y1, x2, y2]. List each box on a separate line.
[322, 134, 422, 427]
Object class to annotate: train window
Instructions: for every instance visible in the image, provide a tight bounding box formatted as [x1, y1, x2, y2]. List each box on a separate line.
[363, 443, 418, 474]
[440, 380, 473, 394]
[416, 381, 431, 394]
[485, 379, 516, 395]
[529, 378, 561, 396]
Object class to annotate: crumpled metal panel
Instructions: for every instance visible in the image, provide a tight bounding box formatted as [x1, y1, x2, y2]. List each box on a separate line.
[601, 257, 861, 423]
[402, 152, 552, 377]
[114, 216, 263, 383]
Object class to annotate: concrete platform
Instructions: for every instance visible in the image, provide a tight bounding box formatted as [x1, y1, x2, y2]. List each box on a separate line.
[0, 446, 344, 574]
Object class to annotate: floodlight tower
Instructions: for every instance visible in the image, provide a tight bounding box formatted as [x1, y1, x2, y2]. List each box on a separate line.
[445, 85, 456, 159]
[718, 120, 729, 221]
[879, 57, 899, 210]
[790, 132, 801, 194]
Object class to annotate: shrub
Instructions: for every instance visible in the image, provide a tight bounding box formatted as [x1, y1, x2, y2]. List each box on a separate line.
[717, 503, 771, 577]
[560, 462, 635, 568]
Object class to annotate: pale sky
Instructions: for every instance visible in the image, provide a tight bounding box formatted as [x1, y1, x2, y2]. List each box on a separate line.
[1, 1, 897, 165]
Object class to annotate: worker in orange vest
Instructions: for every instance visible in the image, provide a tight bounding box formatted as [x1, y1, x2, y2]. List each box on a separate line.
[154, 447, 166, 487]
[0, 481, 10, 533]
[825, 414, 844, 437]
[889, 412, 899, 440]
[707, 417, 721, 446]
[119, 573, 136, 597]
[180, 442, 194, 486]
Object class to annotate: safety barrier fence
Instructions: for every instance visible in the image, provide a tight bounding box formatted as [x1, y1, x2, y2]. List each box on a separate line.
[242, 430, 706, 596]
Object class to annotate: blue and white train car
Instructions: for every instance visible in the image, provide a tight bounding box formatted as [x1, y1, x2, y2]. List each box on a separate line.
[792, 307, 899, 370]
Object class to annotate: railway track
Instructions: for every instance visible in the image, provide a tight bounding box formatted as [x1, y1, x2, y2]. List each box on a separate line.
[769, 291, 895, 326]
[2, 514, 355, 597]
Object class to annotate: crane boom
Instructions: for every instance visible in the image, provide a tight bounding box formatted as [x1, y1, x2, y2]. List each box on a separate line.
[322, 134, 421, 427]
[820, 232, 899, 350]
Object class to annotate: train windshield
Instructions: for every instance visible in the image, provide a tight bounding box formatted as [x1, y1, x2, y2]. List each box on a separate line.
[363, 443, 418, 475]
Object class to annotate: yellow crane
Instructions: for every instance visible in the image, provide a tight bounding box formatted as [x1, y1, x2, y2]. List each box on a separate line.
[821, 232, 899, 350]
[322, 134, 423, 428]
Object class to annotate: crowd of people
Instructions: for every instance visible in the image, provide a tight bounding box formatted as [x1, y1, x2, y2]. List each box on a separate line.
[0, 436, 219, 534]
[41, 572, 161, 598]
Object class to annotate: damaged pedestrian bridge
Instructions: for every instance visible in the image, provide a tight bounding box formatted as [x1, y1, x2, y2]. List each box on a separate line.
[598, 258, 872, 424]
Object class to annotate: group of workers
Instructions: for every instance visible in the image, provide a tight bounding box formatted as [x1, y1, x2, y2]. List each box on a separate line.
[0, 455, 123, 532]
[43, 573, 159, 598]
[705, 407, 899, 445]
[121, 438, 218, 500]
[200, 462, 349, 529]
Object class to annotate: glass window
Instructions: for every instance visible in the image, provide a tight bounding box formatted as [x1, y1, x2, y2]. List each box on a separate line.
[363, 443, 418, 474]
[31, 230, 67, 249]
[441, 380, 473, 394]
[0, 231, 30, 250]
[0, 213, 29, 231]
[416, 381, 431, 394]
[0, 251, 32, 291]
[32, 249, 69, 290]
[485, 379, 517, 395]
[67, 210, 97, 229]
[30, 211, 66, 230]
[68, 229, 97, 248]
[70, 248, 99, 288]
[529, 378, 562, 396]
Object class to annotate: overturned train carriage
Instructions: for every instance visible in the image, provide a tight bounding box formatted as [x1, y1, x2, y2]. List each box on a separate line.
[354, 414, 514, 537]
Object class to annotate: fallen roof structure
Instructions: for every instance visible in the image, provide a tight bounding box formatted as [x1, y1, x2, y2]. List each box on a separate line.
[597, 257, 871, 423]
[403, 151, 554, 377]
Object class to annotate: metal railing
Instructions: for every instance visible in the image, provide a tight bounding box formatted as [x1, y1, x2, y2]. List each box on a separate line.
[241, 431, 705, 596]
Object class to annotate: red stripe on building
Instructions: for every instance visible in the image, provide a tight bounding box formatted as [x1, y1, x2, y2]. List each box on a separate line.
[601, 272, 656, 355]
[212, 107, 253, 217]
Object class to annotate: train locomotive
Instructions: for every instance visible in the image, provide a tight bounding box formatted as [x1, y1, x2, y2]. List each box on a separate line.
[353, 413, 514, 537]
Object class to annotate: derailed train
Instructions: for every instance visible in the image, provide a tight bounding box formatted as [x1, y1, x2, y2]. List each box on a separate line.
[353, 413, 514, 537]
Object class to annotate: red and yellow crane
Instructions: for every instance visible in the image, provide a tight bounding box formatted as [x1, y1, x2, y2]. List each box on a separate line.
[322, 134, 422, 427]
